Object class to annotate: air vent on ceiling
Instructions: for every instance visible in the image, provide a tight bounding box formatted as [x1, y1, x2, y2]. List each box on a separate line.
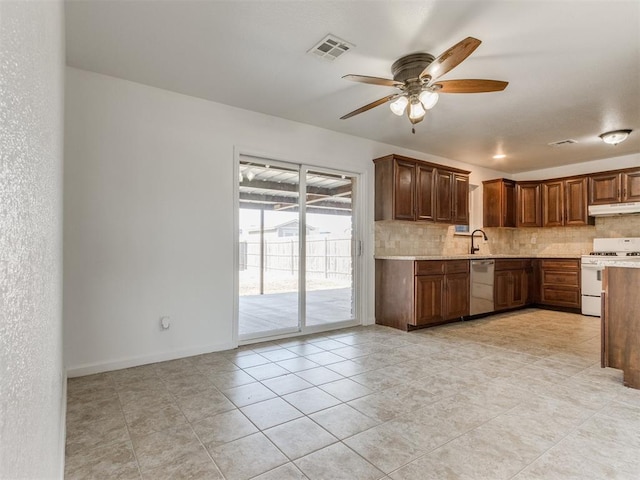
[308, 34, 354, 61]
[548, 139, 578, 147]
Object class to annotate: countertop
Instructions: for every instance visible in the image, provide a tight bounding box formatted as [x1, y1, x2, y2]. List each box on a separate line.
[374, 254, 583, 260]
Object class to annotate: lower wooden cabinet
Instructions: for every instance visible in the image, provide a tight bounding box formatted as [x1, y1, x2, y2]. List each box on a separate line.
[375, 256, 581, 331]
[376, 259, 469, 331]
[537, 258, 581, 309]
[494, 259, 531, 310]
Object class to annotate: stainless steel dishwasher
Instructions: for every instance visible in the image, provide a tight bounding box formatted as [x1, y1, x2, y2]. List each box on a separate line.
[470, 259, 495, 315]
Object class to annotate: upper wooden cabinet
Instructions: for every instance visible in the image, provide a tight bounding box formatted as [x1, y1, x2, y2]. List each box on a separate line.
[542, 180, 564, 227]
[416, 163, 435, 221]
[483, 179, 516, 227]
[589, 169, 640, 205]
[516, 182, 542, 227]
[374, 154, 469, 224]
[542, 177, 593, 227]
[452, 173, 470, 225]
[436, 171, 470, 224]
[564, 177, 591, 225]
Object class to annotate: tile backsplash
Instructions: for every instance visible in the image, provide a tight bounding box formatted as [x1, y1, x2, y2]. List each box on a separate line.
[375, 215, 640, 257]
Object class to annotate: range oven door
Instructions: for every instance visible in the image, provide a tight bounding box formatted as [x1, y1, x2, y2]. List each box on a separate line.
[581, 262, 604, 316]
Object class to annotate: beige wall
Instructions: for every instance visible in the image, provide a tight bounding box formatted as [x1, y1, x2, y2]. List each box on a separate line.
[375, 215, 640, 257]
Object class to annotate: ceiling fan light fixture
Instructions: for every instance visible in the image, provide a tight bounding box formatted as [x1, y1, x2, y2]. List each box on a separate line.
[389, 95, 408, 116]
[418, 90, 439, 110]
[408, 97, 426, 121]
[599, 129, 632, 145]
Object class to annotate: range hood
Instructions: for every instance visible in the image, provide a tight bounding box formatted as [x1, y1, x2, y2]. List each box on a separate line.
[588, 202, 640, 217]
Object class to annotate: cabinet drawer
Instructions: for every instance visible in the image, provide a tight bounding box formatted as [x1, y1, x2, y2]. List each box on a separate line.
[540, 259, 579, 271]
[415, 261, 445, 275]
[542, 270, 579, 287]
[495, 259, 531, 271]
[541, 286, 581, 307]
[445, 260, 469, 274]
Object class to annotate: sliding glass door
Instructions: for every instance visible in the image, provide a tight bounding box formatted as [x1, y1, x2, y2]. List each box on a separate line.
[304, 170, 354, 327]
[237, 156, 357, 342]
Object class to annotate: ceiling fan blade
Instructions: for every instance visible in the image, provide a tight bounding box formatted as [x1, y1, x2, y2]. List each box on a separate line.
[434, 79, 508, 93]
[419, 37, 482, 82]
[340, 94, 398, 120]
[342, 74, 403, 88]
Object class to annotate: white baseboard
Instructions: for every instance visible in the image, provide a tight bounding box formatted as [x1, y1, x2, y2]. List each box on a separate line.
[66, 341, 236, 378]
[59, 369, 67, 478]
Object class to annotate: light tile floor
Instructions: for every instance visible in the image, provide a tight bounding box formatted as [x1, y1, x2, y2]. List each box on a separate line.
[65, 308, 640, 479]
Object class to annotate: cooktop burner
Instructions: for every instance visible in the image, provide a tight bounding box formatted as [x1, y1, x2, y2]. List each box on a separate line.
[589, 252, 618, 256]
[627, 252, 640, 257]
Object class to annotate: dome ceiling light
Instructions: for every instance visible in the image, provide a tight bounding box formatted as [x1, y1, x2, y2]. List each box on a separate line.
[599, 130, 632, 145]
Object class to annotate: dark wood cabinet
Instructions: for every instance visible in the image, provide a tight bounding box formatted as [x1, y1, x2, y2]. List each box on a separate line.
[374, 154, 469, 225]
[589, 168, 640, 205]
[516, 182, 542, 227]
[416, 164, 435, 221]
[434, 170, 453, 223]
[445, 270, 470, 318]
[564, 177, 590, 225]
[542, 180, 564, 227]
[375, 259, 469, 330]
[415, 260, 469, 326]
[537, 258, 581, 309]
[452, 174, 470, 225]
[494, 259, 531, 310]
[623, 170, 640, 202]
[543, 177, 593, 227]
[589, 172, 620, 205]
[415, 274, 445, 325]
[483, 178, 516, 227]
[393, 159, 415, 220]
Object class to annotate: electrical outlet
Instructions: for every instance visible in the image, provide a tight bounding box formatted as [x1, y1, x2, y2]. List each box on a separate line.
[160, 316, 171, 330]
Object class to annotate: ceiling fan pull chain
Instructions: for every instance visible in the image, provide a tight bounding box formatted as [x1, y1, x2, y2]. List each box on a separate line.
[412, 127, 416, 134]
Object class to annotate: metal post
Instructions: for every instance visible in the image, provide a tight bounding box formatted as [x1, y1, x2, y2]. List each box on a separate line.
[325, 237, 329, 278]
[259, 208, 264, 295]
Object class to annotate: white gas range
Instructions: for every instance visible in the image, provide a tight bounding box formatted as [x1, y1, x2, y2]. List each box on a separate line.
[581, 237, 640, 316]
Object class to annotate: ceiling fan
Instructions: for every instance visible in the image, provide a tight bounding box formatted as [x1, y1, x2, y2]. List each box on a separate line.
[340, 37, 508, 133]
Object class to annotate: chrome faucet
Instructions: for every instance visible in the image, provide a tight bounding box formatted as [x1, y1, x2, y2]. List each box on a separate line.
[470, 229, 488, 254]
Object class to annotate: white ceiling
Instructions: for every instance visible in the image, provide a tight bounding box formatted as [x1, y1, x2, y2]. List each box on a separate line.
[65, 0, 640, 173]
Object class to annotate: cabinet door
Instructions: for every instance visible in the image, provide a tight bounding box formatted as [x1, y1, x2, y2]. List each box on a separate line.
[494, 271, 512, 310]
[589, 172, 621, 205]
[416, 164, 435, 221]
[516, 182, 541, 227]
[511, 269, 528, 307]
[622, 170, 640, 202]
[502, 180, 517, 227]
[452, 174, 470, 225]
[564, 177, 590, 226]
[483, 180, 503, 227]
[434, 170, 453, 223]
[415, 275, 445, 325]
[542, 180, 564, 227]
[445, 272, 469, 319]
[394, 160, 416, 220]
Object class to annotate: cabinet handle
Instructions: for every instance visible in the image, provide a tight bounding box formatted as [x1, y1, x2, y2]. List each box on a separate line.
[623, 189, 626, 198]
